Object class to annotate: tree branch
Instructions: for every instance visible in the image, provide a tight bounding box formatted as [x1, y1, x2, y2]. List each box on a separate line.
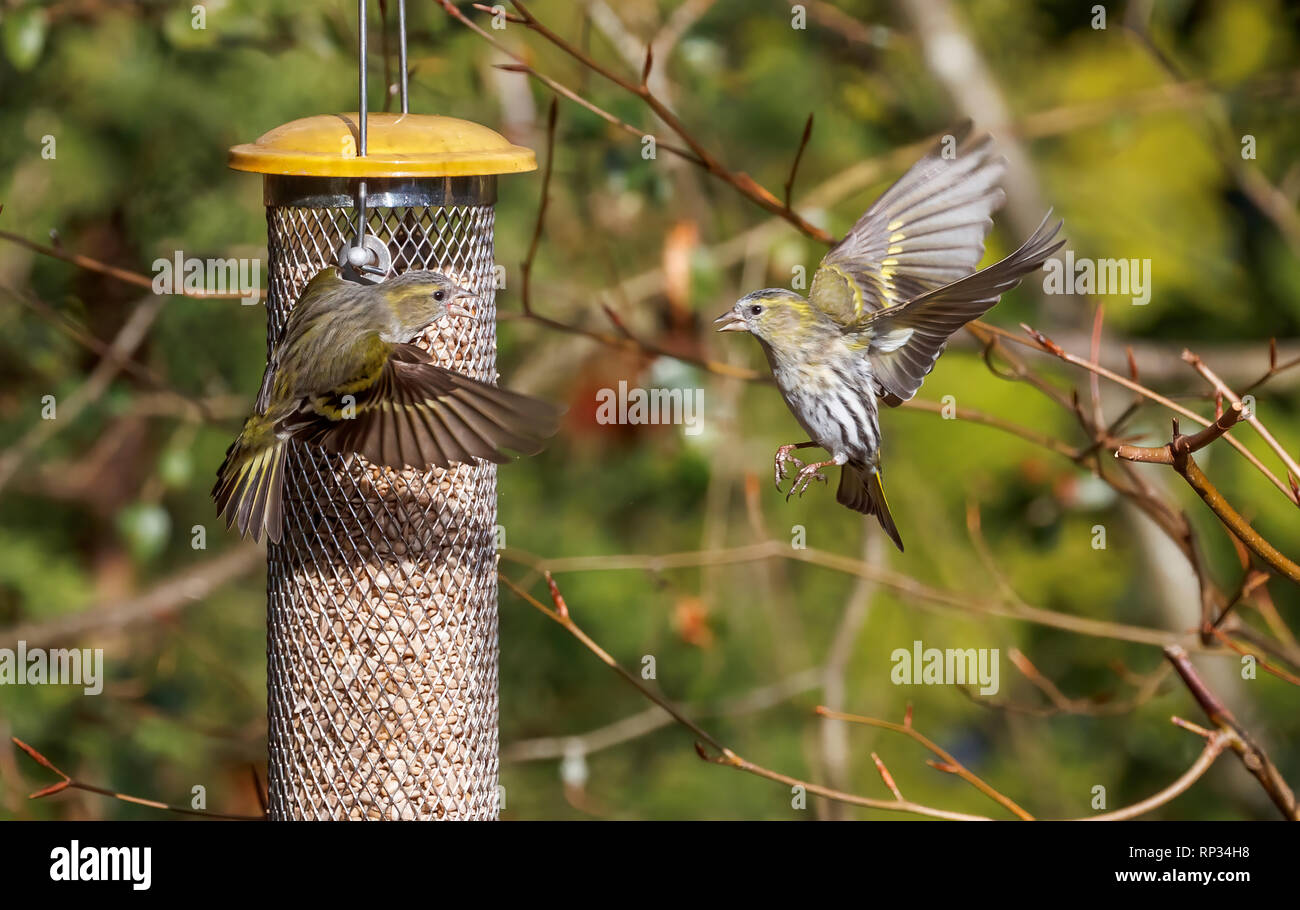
[1164, 645, 1299, 819]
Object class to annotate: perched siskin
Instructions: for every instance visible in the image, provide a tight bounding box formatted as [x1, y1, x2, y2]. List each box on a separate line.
[716, 123, 1064, 552]
[214, 267, 562, 543]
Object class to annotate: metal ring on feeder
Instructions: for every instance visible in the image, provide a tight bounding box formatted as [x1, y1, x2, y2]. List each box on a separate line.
[228, 1, 535, 821]
[338, 233, 392, 278]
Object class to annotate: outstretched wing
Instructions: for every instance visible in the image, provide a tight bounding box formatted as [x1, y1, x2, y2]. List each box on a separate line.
[287, 343, 564, 470]
[854, 215, 1064, 405]
[809, 122, 1007, 325]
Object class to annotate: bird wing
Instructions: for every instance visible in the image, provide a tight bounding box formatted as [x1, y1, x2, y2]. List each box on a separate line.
[851, 215, 1064, 405]
[809, 122, 1007, 326]
[287, 343, 564, 470]
[255, 266, 345, 414]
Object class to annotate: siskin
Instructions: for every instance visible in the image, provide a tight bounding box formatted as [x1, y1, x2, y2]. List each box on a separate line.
[214, 267, 562, 543]
[715, 123, 1064, 552]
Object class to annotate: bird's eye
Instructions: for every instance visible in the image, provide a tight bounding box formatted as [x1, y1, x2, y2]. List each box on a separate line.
[434, 290, 445, 301]
[749, 305, 762, 316]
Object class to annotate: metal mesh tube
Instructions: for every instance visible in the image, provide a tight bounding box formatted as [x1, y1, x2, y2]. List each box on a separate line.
[263, 176, 500, 820]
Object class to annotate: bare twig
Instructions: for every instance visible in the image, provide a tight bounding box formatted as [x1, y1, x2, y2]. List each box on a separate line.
[816, 706, 1034, 820]
[1081, 727, 1232, 821]
[521, 98, 558, 316]
[0, 228, 262, 299]
[504, 543, 1204, 649]
[1117, 408, 1300, 586]
[784, 113, 815, 209]
[499, 569, 1257, 821]
[1023, 323, 1300, 505]
[5, 281, 208, 417]
[1204, 626, 1300, 687]
[0, 293, 168, 494]
[502, 667, 823, 762]
[1240, 337, 1300, 395]
[0, 544, 264, 649]
[440, 0, 834, 242]
[499, 570, 989, 819]
[820, 533, 883, 813]
[1183, 349, 1300, 495]
[902, 397, 1081, 458]
[501, 307, 763, 380]
[1089, 302, 1105, 428]
[1164, 645, 1299, 819]
[989, 649, 1171, 718]
[1115, 404, 1244, 464]
[701, 745, 991, 821]
[13, 738, 264, 820]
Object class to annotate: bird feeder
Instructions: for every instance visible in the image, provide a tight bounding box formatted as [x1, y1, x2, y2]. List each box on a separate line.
[227, 3, 535, 820]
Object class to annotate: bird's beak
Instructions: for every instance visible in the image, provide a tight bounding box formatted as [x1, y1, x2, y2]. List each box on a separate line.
[714, 308, 748, 333]
[449, 287, 476, 319]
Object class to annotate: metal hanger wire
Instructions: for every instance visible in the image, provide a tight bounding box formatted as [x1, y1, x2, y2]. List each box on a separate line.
[343, 0, 409, 281]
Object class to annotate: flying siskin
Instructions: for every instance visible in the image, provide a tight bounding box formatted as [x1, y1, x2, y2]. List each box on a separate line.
[716, 123, 1064, 552]
[214, 267, 562, 543]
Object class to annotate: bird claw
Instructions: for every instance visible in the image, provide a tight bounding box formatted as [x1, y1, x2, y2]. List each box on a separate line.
[773, 445, 806, 490]
[785, 463, 829, 500]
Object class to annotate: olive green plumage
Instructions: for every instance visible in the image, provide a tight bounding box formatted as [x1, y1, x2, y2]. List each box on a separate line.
[717, 123, 1064, 552]
[214, 267, 563, 543]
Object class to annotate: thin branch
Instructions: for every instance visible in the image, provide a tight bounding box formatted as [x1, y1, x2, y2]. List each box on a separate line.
[0, 228, 262, 300]
[973, 651, 1171, 718]
[500, 571, 728, 755]
[1179, 449, 1300, 585]
[521, 97, 558, 316]
[0, 293, 168, 495]
[441, 0, 834, 242]
[492, 61, 700, 160]
[13, 738, 264, 820]
[902, 397, 1081, 458]
[1, 544, 264, 649]
[1204, 626, 1300, 687]
[1022, 323, 1300, 505]
[700, 745, 991, 821]
[1088, 302, 1105, 429]
[7, 283, 179, 398]
[500, 307, 763, 379]
[816, 706, 1035, 820]
[1117, 407, 1300, 586]
[502, 667, 823, 762]
[1240, 337, 1300, 395]
[499, 570, 989, 819]
[966, 501, 1033, 611]
[503, 543, 1206, 649]
[1115, 403, 1244, 464]
[500, 570, 1254, 821]
[1081, 728, 1232, 821]
[1164, 645, 1299, 819]
[784, 113, 815, 209]
[1183, 348, 1300, 495]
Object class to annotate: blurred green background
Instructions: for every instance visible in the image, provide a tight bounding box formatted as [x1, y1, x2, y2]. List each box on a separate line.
[0, 0, 1297, 820]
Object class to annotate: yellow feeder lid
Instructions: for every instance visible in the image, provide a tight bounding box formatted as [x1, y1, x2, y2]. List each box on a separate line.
[229, 113, 536, 178]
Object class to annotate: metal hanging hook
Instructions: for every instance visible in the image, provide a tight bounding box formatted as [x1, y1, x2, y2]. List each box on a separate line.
[398, 0, 409, 115]
[343, 0, 386, 280]
[341, 0, 410, 281]
[357, 0, 369, 159]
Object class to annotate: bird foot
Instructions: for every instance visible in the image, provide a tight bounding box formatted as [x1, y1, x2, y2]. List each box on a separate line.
[773, 444, 807, 490]
[785, 460, 832, 501]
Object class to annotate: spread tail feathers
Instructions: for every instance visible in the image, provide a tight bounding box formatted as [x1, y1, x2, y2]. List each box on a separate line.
[837, 463, 904, 552]
[212, 417, 287, 544]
